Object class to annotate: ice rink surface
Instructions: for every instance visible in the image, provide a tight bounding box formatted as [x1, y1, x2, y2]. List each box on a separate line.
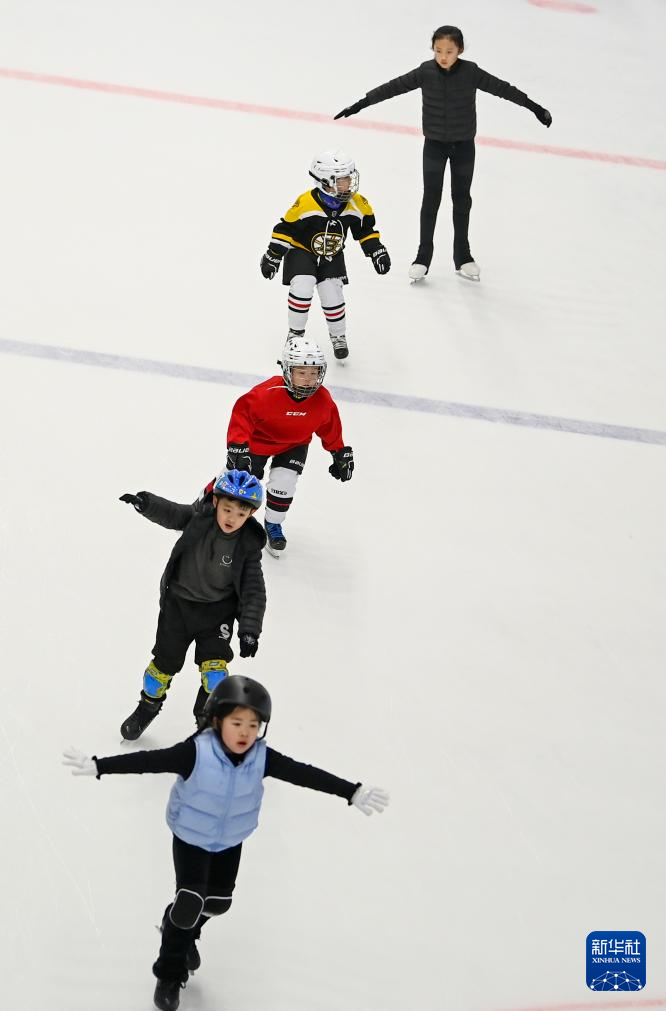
[1, 1, 665, 1009]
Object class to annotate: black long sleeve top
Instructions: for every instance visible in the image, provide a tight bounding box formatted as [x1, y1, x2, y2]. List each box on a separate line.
[95, 739, 360, 803]
[361, 58, 541, 143]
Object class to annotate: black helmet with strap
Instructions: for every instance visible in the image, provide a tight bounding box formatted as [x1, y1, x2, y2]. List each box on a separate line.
[202, 675, 272, 727]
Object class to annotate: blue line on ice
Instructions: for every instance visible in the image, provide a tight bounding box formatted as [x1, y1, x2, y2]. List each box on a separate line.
[2, 337, 665, 447]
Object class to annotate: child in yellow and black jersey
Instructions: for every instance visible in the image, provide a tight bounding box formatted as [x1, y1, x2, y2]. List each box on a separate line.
[259, 149, 390, 361]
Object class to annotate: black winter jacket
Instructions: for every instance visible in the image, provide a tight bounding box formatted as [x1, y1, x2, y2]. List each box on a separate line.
[139, 491, 267, 637]
[362, 59, 539, 143]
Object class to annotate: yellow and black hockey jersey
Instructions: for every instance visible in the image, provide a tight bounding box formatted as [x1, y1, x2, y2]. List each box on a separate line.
[268, 189, 383, 262]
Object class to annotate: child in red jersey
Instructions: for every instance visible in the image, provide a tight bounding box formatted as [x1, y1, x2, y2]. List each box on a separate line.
[226, 336, 353, 557]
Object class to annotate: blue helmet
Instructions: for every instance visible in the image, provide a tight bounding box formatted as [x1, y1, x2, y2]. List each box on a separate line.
[213, 469, 263, 508]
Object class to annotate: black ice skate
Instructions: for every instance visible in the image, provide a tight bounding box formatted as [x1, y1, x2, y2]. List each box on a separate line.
[264, 520, 287, 558]
[330, 335, 349, 361]
[192, 686, 209, 731]
[120, 693, 162, 741]
[153, 977, 186, 1011]
[186, 940, 201, 973]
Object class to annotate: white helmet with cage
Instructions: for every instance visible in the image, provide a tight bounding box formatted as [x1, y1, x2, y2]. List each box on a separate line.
[309, 150, 359, 203]
[281, 335, 327, 399]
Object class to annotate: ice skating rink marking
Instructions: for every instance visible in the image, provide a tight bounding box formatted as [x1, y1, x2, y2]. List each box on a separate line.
[503, 1002, 666, 1011]
[1, 66, 665, 171]
[2, 337, 666, 447]
[527, 0, 598, 12]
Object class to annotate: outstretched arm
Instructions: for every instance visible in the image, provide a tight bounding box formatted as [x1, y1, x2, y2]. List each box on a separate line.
[335, 66, 422, 119]
[476, 67, 551, 126]
[119, 491, 195, 530]
[63, 740, 196, 779]
[265, 749, 389, 814]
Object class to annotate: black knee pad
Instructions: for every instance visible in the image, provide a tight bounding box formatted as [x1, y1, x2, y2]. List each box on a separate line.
[203, 895, 232, 917]
[169, 889, 205, 929]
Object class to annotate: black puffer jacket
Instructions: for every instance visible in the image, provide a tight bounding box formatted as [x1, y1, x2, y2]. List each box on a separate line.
[362, 58, 540, 143]
[138, 491, 267, 636]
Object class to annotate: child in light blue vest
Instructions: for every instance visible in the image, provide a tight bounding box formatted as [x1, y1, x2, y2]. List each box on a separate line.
[64, 676, 389, 1011]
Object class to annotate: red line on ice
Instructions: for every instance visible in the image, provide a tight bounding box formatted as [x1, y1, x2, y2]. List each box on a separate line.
[1, 66, 665, 171]
[528, 0, 598, 11]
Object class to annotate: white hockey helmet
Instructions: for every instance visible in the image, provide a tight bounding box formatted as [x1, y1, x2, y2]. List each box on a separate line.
[281, 335, 327, 399]
[309, 150, 359, 203]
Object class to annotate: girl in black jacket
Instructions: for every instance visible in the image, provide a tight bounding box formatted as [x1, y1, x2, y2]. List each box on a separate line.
[335, 25, 551, 282]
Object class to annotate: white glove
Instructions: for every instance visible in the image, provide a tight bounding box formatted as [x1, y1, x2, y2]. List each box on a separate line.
[62, 746, 98, 777]
[351, 785, 389, 816]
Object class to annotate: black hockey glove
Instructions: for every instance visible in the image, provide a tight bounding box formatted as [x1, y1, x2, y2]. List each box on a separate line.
[239, 633, 259, 658]
[226, 443, 252, 473]
[260, 251, 282, 280]
[532, 105, 552, 128]
[119, 492, 147, 513]
[334, 99, 367, 120]
[329, 446, 354, 482]
[371, 246, 391, 275]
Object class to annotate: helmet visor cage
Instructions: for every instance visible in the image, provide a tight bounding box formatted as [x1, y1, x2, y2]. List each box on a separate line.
[285, 363, 326, 398]
[323, 167, 359, 203]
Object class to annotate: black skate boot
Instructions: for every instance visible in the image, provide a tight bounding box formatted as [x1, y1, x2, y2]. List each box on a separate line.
[192, 686, 209, 731]
[153, 977, 186, 1011]
[330, 335, 349, 360]
[120, 693, 162, 741]
[186, 940, 201, 973]
[264, 520, 287, 558]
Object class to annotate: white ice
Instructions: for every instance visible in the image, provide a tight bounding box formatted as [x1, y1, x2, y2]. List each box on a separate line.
[0, 2, 665, 1009]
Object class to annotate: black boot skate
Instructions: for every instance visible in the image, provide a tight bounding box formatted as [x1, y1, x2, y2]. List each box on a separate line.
[330, 335, 349, 360]
[153, 977, 186, 1011]
[120, 693, 162, 741]
[186, 940, 201, 973]
[192, 686, 209, 731]
[264, 520, 287, 558]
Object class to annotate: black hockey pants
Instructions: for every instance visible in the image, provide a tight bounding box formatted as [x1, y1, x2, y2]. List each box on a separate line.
[152, 591, 239, 674]
[153, 835, 243, 981]
[417, 138, 476, 269]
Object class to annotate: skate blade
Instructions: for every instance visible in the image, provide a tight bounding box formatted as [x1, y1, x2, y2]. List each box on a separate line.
[456, 270, 480, 282]
[265, 544, 284, 559]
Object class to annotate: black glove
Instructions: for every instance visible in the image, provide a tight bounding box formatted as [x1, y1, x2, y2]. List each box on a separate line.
[226, 443, 252, 473]
[329, 446, 354, 482]
[238, 633, 259, 658]
[260, 251, 282, 279]
[532, 105, 552, 128]
[370, 246, 391, 275]
[334, 99, 366, 120]
[119, 492, 147, 513]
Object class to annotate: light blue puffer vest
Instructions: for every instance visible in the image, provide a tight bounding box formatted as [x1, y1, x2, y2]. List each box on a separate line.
[166, 730, 266, 852]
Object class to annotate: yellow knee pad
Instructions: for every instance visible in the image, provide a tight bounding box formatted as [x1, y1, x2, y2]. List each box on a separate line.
[143, 661, 173, 699]
[199, 659, 228, 693]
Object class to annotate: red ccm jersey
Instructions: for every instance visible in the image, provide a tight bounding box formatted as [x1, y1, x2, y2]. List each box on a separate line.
[227, 376, 345, 457]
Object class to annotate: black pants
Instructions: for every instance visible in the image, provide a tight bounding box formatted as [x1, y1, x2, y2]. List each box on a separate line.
[153, 835, 242, 982]
[417, 138, 476, 269]
[153, 591, 239, 675]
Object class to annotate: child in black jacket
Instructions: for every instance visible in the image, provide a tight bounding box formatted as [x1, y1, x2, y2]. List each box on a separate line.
[335, 25, 551, 282]
[63, 676, 389, 1011]
[118, 470, 266, 739]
